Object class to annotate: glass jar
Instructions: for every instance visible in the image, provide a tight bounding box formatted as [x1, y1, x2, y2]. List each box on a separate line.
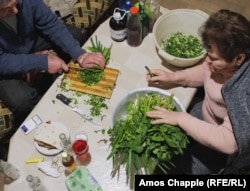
[26, 175, 47, 191]
[61, 152, 77, 174]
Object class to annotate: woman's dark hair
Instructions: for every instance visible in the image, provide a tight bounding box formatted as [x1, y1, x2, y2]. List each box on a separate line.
[200, 9, 250, 62]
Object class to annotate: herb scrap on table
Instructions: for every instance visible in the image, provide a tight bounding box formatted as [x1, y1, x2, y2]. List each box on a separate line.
[84, 95, 108, 120]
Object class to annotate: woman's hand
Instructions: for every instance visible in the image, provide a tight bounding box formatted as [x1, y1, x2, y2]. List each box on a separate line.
[146, 106, 185, 126]
[77, 52, 105, 69]
[146, 69, 178, 89]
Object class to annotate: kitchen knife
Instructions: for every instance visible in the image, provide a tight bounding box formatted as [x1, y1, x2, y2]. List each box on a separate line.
[56, 93, 101, 126]
[69, 65, 102, 71]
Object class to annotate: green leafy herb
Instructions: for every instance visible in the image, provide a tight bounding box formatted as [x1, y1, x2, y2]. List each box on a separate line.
[162, 32, 204, 58]
[78, 69, 104, 86]
[77, 36, 112, 86]
[87, 35, 112, 65]
[84, 95, 108, 119]
[107, 93, 189, 180]
[61, 77, 71, 91]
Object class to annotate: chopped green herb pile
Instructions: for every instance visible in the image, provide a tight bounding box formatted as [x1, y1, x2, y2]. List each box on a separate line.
[107, 93, 189, 180]
[162, 32, 204, 58]
[84, 95, 108, 120]
[77, 35, 112, 86]
[78, 69, 104, 86]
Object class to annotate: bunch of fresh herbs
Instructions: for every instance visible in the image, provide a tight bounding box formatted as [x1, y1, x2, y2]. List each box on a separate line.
[77, 36, 112, 85]
[107, 93, 189, 180]
[162, 32, 203, 58]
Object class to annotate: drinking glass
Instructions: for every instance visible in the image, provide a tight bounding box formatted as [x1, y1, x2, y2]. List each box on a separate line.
[72, 131, 90, 165]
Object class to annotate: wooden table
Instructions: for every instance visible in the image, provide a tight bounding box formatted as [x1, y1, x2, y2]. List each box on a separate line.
[5, 9, 197, 191]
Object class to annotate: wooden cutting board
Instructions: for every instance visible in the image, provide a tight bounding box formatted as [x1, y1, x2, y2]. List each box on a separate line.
[62, 61, 119, 98]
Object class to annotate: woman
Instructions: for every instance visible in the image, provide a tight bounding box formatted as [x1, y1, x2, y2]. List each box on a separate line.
[146, 9, 250, 174]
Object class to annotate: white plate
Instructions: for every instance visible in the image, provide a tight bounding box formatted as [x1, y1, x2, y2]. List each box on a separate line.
[34, 121, 69, 155]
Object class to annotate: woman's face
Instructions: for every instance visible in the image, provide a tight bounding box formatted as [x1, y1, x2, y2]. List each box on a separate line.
[0, 0, 19, 18]
[204, 43, 238, 76]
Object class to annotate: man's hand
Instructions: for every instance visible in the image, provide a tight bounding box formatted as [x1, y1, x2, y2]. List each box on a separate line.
[77, 52, 105, 69]
[47, 54, 69, 74]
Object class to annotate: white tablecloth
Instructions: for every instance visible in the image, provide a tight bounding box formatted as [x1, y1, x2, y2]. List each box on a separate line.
[5, 12, 197, 191]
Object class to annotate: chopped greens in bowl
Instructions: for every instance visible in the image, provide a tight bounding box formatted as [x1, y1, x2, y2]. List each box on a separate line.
[162, 32, 204, 59]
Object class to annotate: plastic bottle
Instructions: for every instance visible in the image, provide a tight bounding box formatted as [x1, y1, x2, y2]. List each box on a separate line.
[26, 175, 47, 191]
[139, 2, 149, 39]
[126, 6, 142, 47]
[109, 8, 127, 42]
[61, 152, 77, 174]
[0, 159, 20, 180]
[59, 133, 74, 156]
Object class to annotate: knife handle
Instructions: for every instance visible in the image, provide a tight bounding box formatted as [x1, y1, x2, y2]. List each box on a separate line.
[56, 93, 71, 105]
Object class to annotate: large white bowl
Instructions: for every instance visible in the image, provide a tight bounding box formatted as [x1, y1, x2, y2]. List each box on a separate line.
[153, 9, 209, 67]
[111, 87, 185, 126]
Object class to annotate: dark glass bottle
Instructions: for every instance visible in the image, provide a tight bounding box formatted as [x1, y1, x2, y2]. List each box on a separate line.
[61, 152, 77, 174]
[139, 2, 149, 39]
[109, 8, 127, 42]
[126, 6, 142, 47]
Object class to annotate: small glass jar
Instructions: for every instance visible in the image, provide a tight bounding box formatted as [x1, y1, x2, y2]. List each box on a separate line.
[59, 133, 74, 156]
[26, 175, 47, 191]
[61, 152, 77, 174]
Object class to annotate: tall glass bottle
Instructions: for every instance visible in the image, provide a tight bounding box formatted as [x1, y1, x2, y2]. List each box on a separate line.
[139, 2, 149, 39]
[126, 6, 142, 47]
[145, 0, 161, 32]
[26, 175, 47, 191]
[59, 133, 74, 156]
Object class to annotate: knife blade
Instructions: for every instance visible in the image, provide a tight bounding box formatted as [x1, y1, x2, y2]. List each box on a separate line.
[56, 93, 101, 126]
[69, 65, 102, 71]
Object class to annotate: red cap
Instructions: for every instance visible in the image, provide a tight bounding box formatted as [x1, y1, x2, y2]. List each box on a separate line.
[130, 6, 138, 15]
